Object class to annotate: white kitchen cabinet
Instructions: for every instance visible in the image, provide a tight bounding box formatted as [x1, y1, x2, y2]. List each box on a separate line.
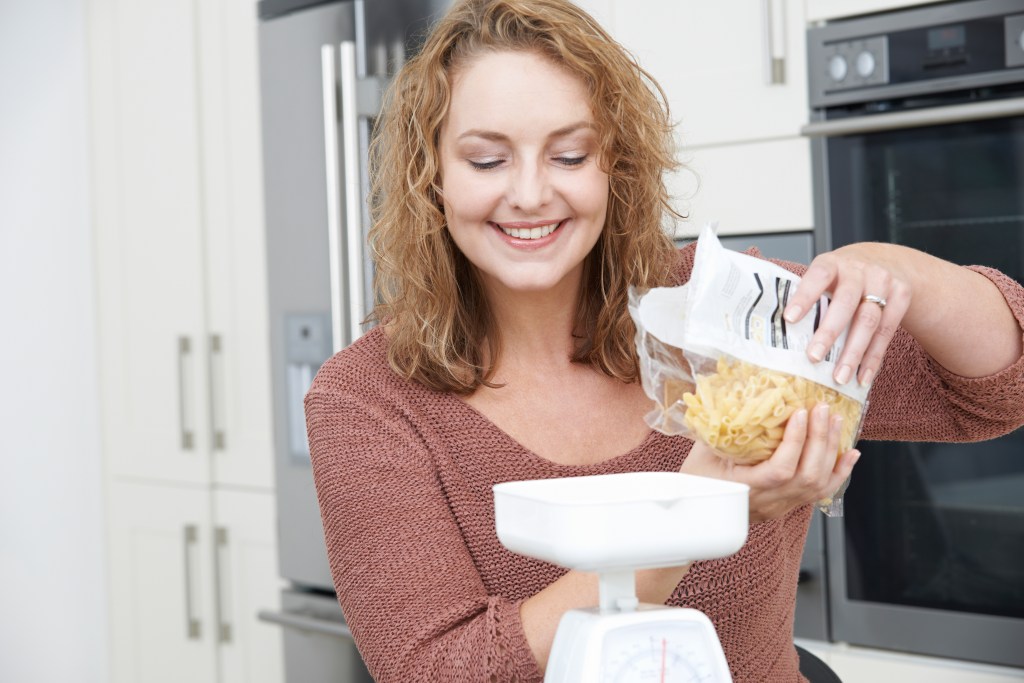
[89, 0, 282, 681]
[669, 137, 815, 237]
[107, 481, 218, 683]
[106, 481, 283, 683]
[90, 0, 273, 490]
[598, 0, 809, 148]
[214, 488, 286, 683]
[571, 1, 815, 235]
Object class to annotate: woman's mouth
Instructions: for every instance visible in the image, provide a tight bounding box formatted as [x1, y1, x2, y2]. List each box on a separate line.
[494, 220, 565, 240]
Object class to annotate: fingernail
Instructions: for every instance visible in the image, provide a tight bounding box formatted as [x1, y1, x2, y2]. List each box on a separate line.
[784, 305, 802, 323]
[793, 409, 808, 425]
[859, 368, 875, 387]
[851, 449, 862, 465]
[835, 364, 852, 385]
[809, 342, 826, 362]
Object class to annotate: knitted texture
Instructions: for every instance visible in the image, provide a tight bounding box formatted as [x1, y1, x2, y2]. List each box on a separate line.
[306, 245, 1024, 683]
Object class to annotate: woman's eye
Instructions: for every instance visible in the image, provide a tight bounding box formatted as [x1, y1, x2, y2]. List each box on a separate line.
[468, 159, 503, 170]
[555, 155, 587, 167]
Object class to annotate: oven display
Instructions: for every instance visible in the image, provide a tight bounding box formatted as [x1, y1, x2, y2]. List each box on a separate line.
[926, 24, 965, 52]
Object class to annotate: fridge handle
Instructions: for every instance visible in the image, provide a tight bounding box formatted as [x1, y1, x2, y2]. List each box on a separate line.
[321, 45, 346, 354]
[339, 40, 366, 349]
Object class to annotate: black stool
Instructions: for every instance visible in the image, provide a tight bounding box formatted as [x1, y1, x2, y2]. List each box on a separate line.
[796, 644, 842, 683]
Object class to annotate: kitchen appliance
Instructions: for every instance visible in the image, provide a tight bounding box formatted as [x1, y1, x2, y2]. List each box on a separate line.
[254, 0, 451, 680]
[493, 472, 749, 683]
[798, 0, 1024, 668]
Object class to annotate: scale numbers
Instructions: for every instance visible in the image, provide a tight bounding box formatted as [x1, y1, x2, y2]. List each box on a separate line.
[601, 622, 724, 683]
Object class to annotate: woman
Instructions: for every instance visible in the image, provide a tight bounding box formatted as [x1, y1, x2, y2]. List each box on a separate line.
[304, 0, 1024, 680]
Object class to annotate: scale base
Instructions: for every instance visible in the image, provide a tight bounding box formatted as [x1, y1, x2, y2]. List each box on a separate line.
[544, 605, 733, 683]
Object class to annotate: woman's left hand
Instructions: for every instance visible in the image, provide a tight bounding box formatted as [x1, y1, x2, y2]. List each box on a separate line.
[782, 244, 913, 387]
[680, 403, 860, 524]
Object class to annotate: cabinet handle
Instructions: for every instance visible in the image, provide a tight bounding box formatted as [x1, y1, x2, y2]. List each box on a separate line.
[183, 524, 201, 640]
[208, 334, 226, 450]
[762, 0, 786, 85]
[214, 527, 233, 644]
[177, 336, 195, 450]
[321, 45, 346, 354]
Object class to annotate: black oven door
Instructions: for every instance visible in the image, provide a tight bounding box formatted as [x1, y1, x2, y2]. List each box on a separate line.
[812, 110, 1024, 667]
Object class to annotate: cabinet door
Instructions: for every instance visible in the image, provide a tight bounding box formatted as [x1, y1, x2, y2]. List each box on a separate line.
[669, 137, 814, 236]
[213, 489, 284, 683]
[107, 481, 218, 683]
[90, 0, 212, 485]
[195, 0, 275, 489]
[588, 1, 809, 147]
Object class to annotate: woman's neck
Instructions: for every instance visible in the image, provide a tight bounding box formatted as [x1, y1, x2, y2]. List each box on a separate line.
[484, 277, 582, 375]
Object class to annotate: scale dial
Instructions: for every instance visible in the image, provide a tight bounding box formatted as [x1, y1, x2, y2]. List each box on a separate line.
[601, 620, 728, 683]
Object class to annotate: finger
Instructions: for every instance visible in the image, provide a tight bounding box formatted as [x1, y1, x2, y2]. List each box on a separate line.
[822, 448, 861, 500]
[831, 266, 894, 382]
[796, 404, 836, 488]
[752, 408, 808, 484]
[783, 258, 838, 324]
[856, 282, 911, 386]
[822, 413, 844, 485]
[834, 297, 888, 384]
[805, 270, 867, 363]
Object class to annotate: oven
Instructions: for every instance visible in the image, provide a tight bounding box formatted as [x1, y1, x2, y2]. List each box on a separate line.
[798, 0, 1024, 668]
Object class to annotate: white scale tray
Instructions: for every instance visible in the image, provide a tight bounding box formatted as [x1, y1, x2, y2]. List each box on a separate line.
[494, 472, 749, 573]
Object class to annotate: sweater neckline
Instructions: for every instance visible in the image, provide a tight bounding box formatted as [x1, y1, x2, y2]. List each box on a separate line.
[362, 325, 667, 472]
[447, 383, 663, 473]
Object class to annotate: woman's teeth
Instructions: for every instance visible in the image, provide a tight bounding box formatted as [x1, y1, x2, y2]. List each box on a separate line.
[499, 222, 560, 240]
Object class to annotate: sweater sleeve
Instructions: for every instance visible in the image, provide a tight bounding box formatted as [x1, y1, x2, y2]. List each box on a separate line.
[304, 388, 544, 683]
[859, 265, 1024, 443]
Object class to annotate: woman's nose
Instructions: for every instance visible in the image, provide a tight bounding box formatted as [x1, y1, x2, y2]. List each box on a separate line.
[507, 162, 552, 212]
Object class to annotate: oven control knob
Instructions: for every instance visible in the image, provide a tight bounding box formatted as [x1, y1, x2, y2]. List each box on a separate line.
[828, 54, 848, 82]
[856, 50, 876, 78]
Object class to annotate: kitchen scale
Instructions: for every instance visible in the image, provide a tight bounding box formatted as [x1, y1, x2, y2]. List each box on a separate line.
[493, 471, 749, 683]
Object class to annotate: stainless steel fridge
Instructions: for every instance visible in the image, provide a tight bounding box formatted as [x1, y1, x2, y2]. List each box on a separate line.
[254, 1, 450, 680]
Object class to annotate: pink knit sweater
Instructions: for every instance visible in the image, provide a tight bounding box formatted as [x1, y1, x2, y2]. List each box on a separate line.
[305, 246, 1024, 682]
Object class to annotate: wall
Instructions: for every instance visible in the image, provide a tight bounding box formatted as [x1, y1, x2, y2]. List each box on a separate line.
[0, 1, 109, 682]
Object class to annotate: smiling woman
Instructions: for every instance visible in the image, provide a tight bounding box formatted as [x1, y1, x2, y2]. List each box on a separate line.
[302, 1, 1024, 682]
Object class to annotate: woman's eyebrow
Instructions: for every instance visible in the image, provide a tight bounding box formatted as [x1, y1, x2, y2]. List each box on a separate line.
[456, 121, 595, 142]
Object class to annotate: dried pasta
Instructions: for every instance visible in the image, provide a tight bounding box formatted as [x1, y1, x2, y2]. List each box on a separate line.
[676, 357, 862, 465]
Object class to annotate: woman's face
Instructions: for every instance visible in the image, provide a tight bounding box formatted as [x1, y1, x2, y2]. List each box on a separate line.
[438, 50, 609, 299]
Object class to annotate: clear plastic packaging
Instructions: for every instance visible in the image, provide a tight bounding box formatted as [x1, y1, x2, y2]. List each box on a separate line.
[629, 225, 871, 516]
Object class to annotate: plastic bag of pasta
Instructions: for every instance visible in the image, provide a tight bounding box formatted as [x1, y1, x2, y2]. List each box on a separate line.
[629, 225, 870, 516]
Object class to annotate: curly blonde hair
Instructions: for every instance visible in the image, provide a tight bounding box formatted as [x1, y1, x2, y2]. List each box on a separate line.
[368, 0, 681, 394]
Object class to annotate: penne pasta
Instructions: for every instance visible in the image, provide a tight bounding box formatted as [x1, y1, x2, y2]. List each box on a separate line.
[674, 359, 863, 464]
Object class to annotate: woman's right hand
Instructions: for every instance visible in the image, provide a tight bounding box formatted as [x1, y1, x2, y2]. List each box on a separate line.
[679, 403, 861, 523]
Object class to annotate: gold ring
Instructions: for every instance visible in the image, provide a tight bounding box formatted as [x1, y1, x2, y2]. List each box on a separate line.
[862, 294, 887, 309]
